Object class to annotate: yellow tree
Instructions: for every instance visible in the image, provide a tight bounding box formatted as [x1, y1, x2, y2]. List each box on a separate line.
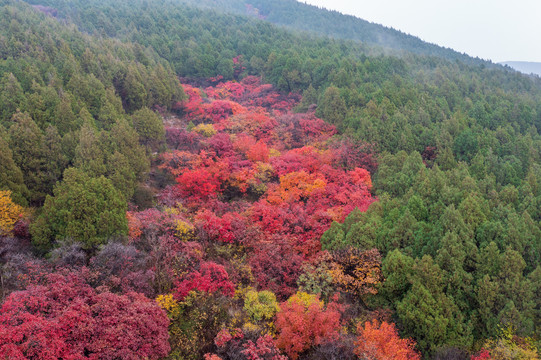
[0, 190, 24, 235]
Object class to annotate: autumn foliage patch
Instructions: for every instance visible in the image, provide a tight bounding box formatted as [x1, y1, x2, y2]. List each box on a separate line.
[1, 75, 378, 360]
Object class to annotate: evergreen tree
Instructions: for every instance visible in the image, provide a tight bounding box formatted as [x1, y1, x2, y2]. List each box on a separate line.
[53, 95, 79, 135]
[320, 221, 346, 251]
[0, 128, 28, 205]
[317, 86, 346, 127]
[0, 73, 24, 124]
[43, 125, 68, 190]
[107, 118, 149, 180]
[121, 65, 147, 112]
[8, 111, 47, 205]
[74, 121, 106, 177]
[30, 167, 128, 252]
[131, 107, 165, 152]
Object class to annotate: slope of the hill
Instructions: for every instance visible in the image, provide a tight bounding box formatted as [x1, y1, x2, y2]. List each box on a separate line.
[2, 0, 541, 357]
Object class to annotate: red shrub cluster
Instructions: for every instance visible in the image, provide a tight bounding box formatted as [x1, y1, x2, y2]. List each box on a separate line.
[0, 272, 170, 359]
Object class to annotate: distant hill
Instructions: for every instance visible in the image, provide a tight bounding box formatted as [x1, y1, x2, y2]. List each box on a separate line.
[500, 61, 541, 76]
[175, 0, 489, 65]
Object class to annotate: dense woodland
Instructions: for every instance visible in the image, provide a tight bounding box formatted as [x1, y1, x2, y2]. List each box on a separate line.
[0, 0, 540, 359]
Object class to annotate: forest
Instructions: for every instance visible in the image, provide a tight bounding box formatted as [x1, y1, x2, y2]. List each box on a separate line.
[0, 0, 540, 359]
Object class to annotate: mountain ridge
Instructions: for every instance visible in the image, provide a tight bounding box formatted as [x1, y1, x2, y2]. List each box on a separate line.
[174, 0, 494, 66]
[500, 61, 541, 77]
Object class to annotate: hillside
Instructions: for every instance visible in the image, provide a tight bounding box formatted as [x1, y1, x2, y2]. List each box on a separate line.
[0, 0, 540, 359]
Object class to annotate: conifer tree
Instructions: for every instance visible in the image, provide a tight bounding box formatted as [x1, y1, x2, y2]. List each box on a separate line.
[30, 167, 128, 252]
[8, 111, 47, 205]
[0, 129, 28, 205]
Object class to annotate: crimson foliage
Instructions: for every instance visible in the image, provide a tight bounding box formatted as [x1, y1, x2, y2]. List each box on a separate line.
[0, 272, 170, 360]
[275, 295, 342, 359]
[174, 261, 235, 300]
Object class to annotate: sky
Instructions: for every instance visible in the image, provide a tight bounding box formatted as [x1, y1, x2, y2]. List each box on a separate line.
[300, 0, 541, 63]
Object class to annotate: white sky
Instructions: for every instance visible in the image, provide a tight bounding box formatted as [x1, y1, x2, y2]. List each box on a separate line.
[300, 0, 541, 63]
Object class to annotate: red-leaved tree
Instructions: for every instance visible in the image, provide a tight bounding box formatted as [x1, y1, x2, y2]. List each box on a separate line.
[173, 261, 235, 300]
[275, 293, 342, 359]
[471, 349, 491, 360]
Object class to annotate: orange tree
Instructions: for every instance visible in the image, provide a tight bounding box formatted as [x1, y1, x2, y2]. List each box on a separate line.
[326, 247, 383, 298]
[355, 319, 420, 360]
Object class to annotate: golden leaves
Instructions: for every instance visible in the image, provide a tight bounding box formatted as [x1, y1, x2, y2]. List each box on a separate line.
[0, 190, 24, 236]
[327, 248, 383, 297]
